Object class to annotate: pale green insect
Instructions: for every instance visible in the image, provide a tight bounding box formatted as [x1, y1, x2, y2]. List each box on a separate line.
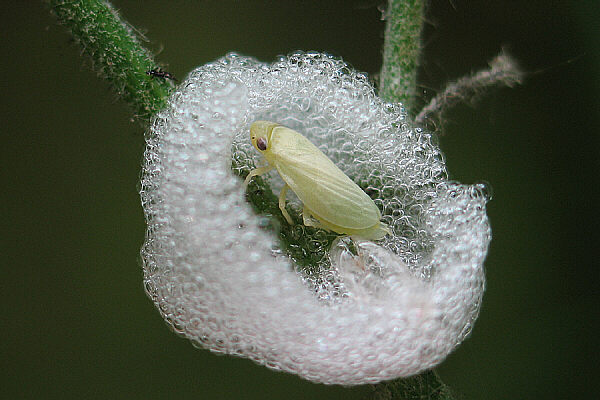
[243, 121, 389, 240]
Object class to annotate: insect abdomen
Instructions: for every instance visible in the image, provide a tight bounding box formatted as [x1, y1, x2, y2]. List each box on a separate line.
[271, 127, 381, 231]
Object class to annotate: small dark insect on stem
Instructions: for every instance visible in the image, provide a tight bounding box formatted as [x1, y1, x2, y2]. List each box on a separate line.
[146, 68, 178, 82]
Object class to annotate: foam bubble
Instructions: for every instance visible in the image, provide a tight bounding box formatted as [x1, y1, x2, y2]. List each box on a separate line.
[140, 52, 490, 384]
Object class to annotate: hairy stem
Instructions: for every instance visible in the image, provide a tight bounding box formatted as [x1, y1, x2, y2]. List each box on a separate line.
[366, 370, 454, 400]
[372, 1, 456, 399]
[47, 0, 172, 122]
[380, 0, 424, 111]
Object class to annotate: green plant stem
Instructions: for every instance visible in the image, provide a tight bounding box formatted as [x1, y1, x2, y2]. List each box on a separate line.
[47, 0, 172, 122]
[380, 0, 424, 112]
[371, 1, 456, 399]
[365, 370, 454, 400]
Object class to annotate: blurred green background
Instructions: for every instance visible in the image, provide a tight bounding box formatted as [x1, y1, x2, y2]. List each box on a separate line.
[2, 1, 597, 399]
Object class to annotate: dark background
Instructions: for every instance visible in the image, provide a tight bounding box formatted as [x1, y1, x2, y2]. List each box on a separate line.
[2, 1, 597, 399]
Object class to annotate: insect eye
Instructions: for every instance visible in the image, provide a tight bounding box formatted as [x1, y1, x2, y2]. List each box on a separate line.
[257, 137, 268, 151]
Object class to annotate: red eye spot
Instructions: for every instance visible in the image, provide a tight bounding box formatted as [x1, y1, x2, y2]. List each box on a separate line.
[257, 137, 268, 151]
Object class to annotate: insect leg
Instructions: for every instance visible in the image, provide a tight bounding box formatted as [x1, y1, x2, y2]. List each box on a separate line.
[302, 205, 316, 227]
[243, 164, 274, 188]
[278, 184, 294, 225]
[302, 205, 328, 230]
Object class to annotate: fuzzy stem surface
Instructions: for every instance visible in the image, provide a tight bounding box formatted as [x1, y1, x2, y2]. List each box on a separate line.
[47, 0, 172, 122]
[380, 0, 424, 111]
[372, 1, 456, 399]
[365, 370, 455, 400]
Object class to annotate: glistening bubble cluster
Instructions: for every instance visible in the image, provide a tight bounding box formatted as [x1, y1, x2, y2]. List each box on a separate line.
[140, 52, 491, 384]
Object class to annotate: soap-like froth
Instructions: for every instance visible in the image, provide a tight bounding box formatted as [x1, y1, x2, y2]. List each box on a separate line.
[140, 52, 490, 385]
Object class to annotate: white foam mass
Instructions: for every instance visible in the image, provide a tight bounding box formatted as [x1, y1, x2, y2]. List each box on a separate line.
[140, 52, 491, 385]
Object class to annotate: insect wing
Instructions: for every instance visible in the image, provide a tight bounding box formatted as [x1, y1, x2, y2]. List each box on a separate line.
[270, 128, 380, 230]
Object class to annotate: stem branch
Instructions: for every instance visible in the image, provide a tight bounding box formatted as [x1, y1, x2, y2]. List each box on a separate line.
[371, 1, 456, 398]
